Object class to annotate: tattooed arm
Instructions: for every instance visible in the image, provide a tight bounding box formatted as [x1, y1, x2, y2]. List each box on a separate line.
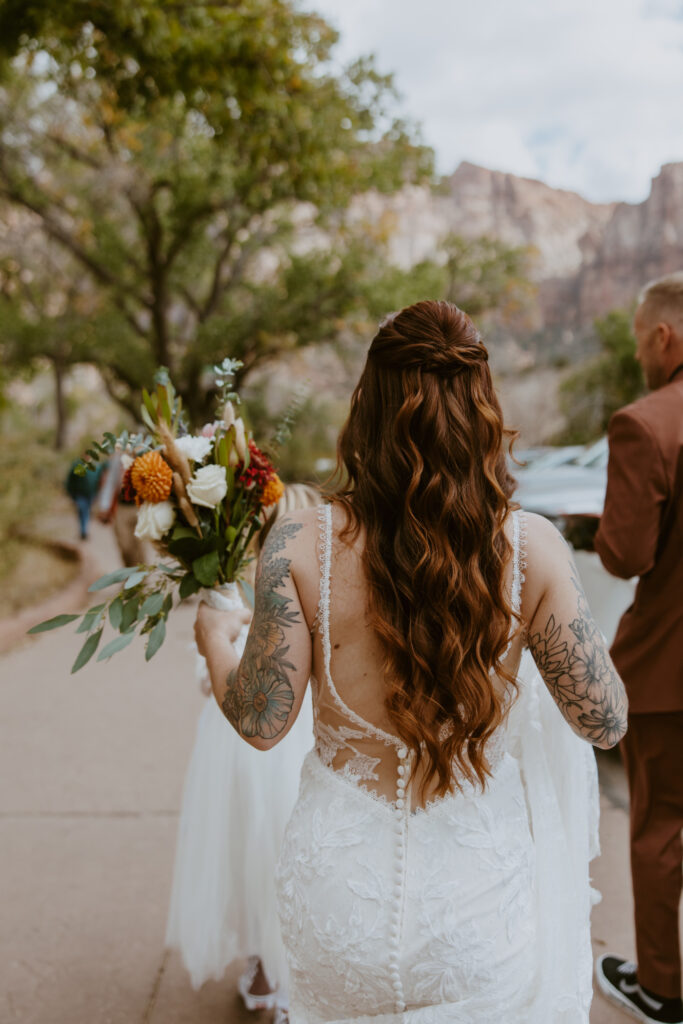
[524, 513, 628, 749]
[195, 514, 312, 751]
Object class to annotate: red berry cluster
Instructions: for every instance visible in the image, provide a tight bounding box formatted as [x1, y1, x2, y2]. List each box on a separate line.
[238, 440, 275, 495]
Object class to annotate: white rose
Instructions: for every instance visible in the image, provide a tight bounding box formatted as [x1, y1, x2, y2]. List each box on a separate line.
[186, 464, 228, 509]
[175, 434, 212, 463]
[134, 500, 175, 541]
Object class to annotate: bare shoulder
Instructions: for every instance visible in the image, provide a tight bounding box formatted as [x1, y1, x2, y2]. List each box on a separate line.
[524, 509, 565, 565]
[518, 510, 572, 619]
[262, 504, 320, 554]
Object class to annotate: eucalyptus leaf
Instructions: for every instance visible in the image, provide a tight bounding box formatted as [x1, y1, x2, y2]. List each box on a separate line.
[97, 630, 136, 661]
[28, 613, 80, 634]
[71, 628, 103, 673]
[76, 603, 106, 634]
[123, 570, 147, 590]
[140, 592, 164, 617]
[108, 596, 123, 630]
[121, 597, 141, 632]
[89, 566, 142, 592]
[145, 619, 166, 661]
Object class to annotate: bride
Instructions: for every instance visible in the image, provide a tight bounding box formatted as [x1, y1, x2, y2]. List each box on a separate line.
[195, 299, 628, 1023]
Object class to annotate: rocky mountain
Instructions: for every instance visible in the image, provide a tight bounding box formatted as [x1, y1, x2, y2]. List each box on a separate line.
[354, 160, 683, 338]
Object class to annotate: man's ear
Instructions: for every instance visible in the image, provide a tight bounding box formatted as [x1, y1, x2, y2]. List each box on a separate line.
[655, 321, 673, 351]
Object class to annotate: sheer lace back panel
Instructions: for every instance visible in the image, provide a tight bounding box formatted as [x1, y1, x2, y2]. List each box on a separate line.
[310, 504, 527, 812]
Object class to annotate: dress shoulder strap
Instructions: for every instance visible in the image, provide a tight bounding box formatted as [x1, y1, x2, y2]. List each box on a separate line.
[510, 508, 528, 616]
[315, 503, 333, 657]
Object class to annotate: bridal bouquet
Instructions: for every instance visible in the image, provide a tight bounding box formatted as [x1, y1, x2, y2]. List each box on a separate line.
[30, 359, 284, 672]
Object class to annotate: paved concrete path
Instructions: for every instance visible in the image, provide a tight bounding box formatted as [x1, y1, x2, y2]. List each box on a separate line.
[0, 518, 674, 1024]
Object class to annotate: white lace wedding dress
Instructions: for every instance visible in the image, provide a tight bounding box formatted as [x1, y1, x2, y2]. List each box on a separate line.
[276, 505, 600, 1023]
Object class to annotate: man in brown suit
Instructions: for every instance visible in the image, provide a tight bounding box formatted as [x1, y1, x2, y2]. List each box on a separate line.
[594, 272, 683, 1024]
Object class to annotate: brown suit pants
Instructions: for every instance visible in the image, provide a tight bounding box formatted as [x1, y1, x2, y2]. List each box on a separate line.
[621, 712, 683, 998]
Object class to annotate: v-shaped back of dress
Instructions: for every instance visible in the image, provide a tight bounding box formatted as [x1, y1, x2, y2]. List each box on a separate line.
[310, 503, 526, 811]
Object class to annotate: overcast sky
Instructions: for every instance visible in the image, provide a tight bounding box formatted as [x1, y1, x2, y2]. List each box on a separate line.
[310, 0, 683, 204]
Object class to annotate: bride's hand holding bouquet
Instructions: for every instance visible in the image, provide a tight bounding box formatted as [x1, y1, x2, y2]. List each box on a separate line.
[30, 359, 284, 671]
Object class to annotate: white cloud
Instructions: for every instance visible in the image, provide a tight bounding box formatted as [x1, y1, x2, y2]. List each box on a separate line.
[309, 0, 683, 201]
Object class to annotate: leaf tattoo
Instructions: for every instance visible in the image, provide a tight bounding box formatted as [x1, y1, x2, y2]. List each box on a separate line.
[222, 518, 303, 740]
[527, 566, 627, 747]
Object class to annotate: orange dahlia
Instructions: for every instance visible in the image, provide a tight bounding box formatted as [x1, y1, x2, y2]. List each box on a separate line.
[130, 451, 173, 503]
[261, 473, 284, 508]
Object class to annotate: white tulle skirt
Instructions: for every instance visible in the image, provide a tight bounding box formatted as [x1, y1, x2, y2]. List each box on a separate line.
[165, 587, 314, 993]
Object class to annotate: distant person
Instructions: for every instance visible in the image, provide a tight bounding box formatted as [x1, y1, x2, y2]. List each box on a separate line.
[594, 272, 683, 1024]
[65, 459, 104, 541]
[96, 452, 149, 566]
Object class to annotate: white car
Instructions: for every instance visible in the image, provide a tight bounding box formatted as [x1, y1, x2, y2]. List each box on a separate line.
[513, 438, 608, 517]
[513, 437, 635, 644]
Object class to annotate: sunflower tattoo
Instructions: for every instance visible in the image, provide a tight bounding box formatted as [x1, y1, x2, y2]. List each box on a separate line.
[222, 519, 302, 739]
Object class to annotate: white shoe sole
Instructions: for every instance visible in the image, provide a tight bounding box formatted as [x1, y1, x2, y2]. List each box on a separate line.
[237, 962, 279, 1012]
[594, 955, 683, 1024]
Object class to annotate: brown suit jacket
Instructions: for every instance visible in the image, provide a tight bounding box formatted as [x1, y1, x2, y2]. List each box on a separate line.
[594, 368, 683, 713]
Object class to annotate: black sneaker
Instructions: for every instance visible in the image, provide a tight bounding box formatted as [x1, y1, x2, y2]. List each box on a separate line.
[595, 954, 683, 1023]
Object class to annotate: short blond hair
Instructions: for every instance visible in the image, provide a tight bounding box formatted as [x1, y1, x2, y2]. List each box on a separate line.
[639, 271, 683, 328]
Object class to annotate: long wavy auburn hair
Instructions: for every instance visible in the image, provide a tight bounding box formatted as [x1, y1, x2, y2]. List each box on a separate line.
[334, 300, 519, 798]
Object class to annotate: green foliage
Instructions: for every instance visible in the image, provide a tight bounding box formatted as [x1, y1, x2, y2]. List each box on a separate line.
[0, 1, 432, 425]
[362, 234, 535, 321]
[556, 310, 645, 444]
[243, 385, 339, 481]
[0, 406, 65, 579]
[27, 613, 80, 634]
[31, 558, 185, 670]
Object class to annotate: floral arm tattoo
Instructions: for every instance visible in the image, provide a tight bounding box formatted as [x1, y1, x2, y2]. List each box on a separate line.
[527, 565, 627, 747]
[221, 519, 303, 740]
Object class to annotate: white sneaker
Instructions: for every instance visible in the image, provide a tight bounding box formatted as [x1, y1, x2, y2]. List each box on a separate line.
[237, 956, 279, 1012]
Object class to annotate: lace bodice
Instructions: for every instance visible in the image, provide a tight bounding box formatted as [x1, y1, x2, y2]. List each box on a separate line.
[310, 503, 526, 811]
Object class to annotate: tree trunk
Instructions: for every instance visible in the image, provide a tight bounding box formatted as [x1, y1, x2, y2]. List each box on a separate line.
[53, 358, 66, 450]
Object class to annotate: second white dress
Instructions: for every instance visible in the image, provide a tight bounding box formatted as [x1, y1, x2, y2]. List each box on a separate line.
[166, 584, 314, 994]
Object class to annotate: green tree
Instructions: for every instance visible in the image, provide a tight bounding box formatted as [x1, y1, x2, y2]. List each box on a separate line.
[0, 232, 111, 448]
[362, 233, 534, 323]
[556, 309, 645, 443]
[0, 1, 431, 424]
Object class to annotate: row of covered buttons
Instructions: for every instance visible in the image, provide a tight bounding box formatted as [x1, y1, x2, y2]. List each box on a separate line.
[390, 745, 409, 1012]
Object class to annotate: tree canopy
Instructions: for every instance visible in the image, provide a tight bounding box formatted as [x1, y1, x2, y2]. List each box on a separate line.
[0, 0, 432, 425]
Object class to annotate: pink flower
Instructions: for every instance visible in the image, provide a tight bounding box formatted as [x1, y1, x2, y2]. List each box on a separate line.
[201, 422, 218, 438]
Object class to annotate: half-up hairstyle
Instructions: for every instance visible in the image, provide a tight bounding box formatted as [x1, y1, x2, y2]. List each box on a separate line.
[335, 300, 519, 798]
